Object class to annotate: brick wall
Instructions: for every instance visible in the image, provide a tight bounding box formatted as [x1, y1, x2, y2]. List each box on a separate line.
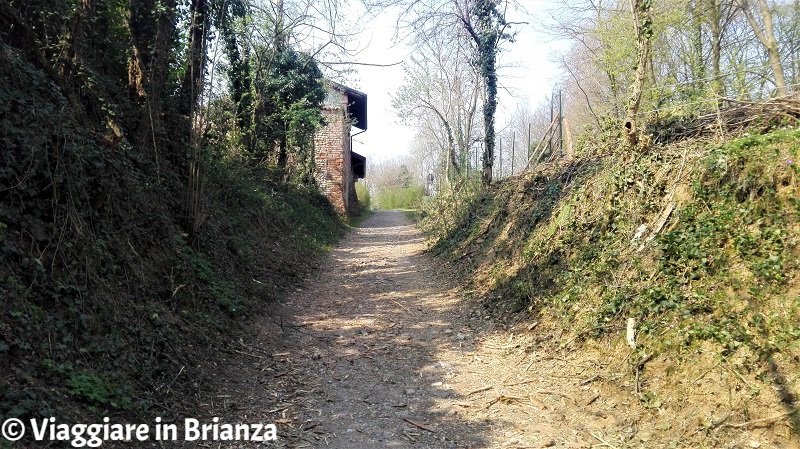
[313, 92, 353, 215]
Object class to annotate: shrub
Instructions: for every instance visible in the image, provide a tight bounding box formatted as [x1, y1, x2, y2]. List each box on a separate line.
[376, 186, 426, 210]
[355, 182, 371, 210]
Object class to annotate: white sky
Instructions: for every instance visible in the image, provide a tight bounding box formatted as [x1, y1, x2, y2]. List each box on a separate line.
[340, 1, 568, 164]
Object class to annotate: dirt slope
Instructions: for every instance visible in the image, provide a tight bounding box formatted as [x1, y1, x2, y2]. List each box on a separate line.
[194, 210, 793, 449]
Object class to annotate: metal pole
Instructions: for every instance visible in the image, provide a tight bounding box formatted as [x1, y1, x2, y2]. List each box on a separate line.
[511, 131, 515, 175]
[498, 137, 503, 179]
[549, 96, 553, 155]
[527, 123, 531, 161]
[559, 90, 563, 155]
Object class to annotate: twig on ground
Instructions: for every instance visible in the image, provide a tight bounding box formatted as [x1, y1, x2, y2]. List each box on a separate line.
[234, 349, 266, 360]
[487, 395, 526, 408]
[537, 389, 577, 404]
[580, 375, 600, 385]
[692, 363, 719, 384]
[503, 379, 538, 387]
[724, 410, 798, 429]
[402, 418, 435, 433]
[725, 365, 757, 392]
[525, 358, 536, 372]
[590, 432, 620, 449]
[468, 385, 494, 395]
[390, 298, 411, 313]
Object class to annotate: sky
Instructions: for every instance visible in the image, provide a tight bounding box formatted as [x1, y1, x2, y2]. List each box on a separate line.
[338, 1, 569, 164]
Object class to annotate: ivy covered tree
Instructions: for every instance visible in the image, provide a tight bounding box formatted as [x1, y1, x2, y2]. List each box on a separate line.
[370, 0, 516, 186]
[464, 0, 512, 185]
[624, 0, 654, 148]
[205, 0, 349, 185]
[255, 48, 326, 181]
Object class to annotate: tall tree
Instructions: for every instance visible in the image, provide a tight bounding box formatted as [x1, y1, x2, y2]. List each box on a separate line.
[463, 0, 511, 185]
[257, 48, 325, 174]
[128, 0, 178, 149]
[394, 34, 482, 185]
[736, 0, 789, 96]
[370, 0, 515, 186]
[219, 0, 253, 133]
[179, 0, 211, 116]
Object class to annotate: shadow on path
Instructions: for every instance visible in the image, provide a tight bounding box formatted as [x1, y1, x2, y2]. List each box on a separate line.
[201, 211, 502, 448]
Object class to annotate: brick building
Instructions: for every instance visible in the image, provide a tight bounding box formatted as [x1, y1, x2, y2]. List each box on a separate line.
[313, 81, 367, 217]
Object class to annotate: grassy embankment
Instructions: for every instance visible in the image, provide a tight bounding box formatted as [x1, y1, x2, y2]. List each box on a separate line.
[421, 117, 800, 443]
[0, 44, 345, 431]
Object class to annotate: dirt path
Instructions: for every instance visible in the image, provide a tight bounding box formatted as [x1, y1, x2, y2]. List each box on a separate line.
[198, 211, 602, 448]
[195, 211, 779, 448]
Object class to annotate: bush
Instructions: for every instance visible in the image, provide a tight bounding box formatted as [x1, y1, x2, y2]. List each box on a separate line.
[355, 182, 371, 210]
[376, 186, 426, 210]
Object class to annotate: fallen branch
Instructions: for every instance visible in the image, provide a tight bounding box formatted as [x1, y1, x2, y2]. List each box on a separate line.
[402, 418, 435, 433]
[590, 432, 620, 449]
[234, 349, 266, 360]
[649, 96, 800, 144]
[487, 395, 526, 408]
[526, 117, 559, 169]
[502, 379, 537, 387]
[724, 409, 798, 429]
[537, 389, 577, 403]
[468, 385, 493, 395]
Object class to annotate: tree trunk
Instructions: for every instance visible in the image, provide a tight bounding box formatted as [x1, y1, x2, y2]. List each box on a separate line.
[690, 0, 706, 92]
[709, 0, 723, 96]
[472, 0, 500, 186]
[129, 0, 177, 149]
[482, 50, 497, 186]
[423, 100, 460, 180]
[624, 0, 653, 149]
[183, 0, 210, 238]
[274, 0, 286, 51]
[737, 0, 788, 96]
[178, 0, 209, 116]
[61, 0, 90, 79]
[277, 136, 288, 171]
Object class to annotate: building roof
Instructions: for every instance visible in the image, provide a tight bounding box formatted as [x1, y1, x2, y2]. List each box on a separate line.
[326, 80, 367, 131]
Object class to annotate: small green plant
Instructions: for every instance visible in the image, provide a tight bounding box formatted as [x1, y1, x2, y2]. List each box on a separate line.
[67, 371, 132, 411]
[42, 359, 74, 376]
